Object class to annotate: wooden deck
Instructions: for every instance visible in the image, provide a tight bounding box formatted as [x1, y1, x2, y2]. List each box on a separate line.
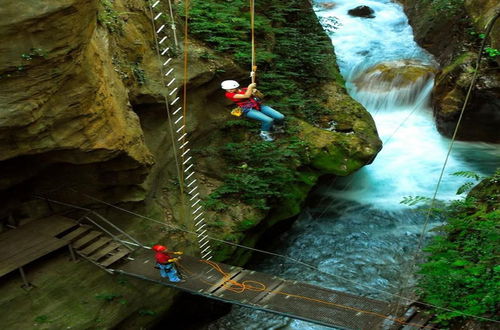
[113, 250, 410, 330]
[0, 216, 77, 278]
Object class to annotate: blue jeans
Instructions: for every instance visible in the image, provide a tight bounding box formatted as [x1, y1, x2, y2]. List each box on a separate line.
[157, 263, 181, 282]
[244, 105, 285, 132]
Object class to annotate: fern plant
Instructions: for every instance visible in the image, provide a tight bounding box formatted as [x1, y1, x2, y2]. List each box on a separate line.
[416, 170, 500, 325]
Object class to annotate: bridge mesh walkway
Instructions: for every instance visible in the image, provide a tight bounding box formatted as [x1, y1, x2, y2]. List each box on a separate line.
[113, 251, 401, 329]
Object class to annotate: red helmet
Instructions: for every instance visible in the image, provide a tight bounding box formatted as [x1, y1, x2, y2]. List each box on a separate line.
[152, 244, 167, 252]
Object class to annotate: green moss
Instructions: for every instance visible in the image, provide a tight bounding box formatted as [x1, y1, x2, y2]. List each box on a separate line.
[212, 232, 244, 261]
[424, 0, 465, 16]
[268, 170, 320, 220]
[441, 52, 475, 75]
[312, 148, 362, 175]
[132, 61, 146, 85]
[97, 0, 123, 34]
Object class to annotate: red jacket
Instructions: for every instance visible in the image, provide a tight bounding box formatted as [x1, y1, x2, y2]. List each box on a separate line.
[155, 251, 173, 264]
[225, 88, 261, 110]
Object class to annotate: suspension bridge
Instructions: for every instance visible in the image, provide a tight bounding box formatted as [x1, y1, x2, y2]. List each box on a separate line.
[0, 212, 435, 329]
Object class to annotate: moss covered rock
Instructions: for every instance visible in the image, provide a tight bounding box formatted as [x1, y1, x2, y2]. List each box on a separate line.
[354, 60, 436, 91]
[401, 0, 500, 143]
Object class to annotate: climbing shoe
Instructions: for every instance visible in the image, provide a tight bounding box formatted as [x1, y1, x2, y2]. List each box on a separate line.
[259, 131, 274, 142]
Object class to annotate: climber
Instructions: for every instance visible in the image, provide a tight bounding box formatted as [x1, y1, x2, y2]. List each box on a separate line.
[221, 80, 285, 142]
[152, 244, 183, 283]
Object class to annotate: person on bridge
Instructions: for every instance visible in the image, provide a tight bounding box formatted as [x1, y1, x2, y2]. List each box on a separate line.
[221, 80, 285, 142]
[152, 244, 183, 282]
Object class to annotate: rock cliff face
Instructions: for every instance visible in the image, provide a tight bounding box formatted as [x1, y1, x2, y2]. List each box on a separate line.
[0, 0, 154, 219]
[401, 0, 500, 143]
[0, 0, 381, 328]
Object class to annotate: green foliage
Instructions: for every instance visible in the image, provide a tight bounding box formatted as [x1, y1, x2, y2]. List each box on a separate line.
[452, 170, 482, 195]
[138, 309, 157, 316]
[456, 182, 474, 195]
[425, 0, 464, 15]
[484, 47, 500, 58]
[34, 315, 49, 323]
[452, 171, 481, 180]
[204, 137, 308, 210]
[20, 48, 48, 61]
[131, 60, 146, 85]
[199, 51, 218, 61]
[95, 293, 122, 302]
[237, 218, 259, 231]
[181, 0, 274, 67]
[186, 0, 342, 122]
[224, 119, 258, 129]
[97, 0, 123, 34]
[203, 196, 230, 211]
[417, 172, 500, 325]
[469, 30, 486, 39]
[400, 195, 432, 206]
[117, 275, 129, 285]
[1, 48, 50, 78]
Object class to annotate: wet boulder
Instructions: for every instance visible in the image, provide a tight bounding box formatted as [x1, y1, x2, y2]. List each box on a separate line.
[353, 60, 437, 108]
[318, 2, 336, 10]
[348, 6, 375, 18]
[354, 60, 436, 91]
[433, 53, 500, 143]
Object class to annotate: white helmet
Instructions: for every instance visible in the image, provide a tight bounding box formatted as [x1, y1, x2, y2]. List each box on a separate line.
[221, 80, 239, 90]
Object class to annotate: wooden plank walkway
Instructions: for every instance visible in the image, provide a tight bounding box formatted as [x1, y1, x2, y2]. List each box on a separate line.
[113, 250, 407, 330]
[0, 216, 76, 278]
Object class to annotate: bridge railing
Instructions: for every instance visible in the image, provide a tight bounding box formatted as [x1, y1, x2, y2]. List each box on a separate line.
[38, 196, 147, 252]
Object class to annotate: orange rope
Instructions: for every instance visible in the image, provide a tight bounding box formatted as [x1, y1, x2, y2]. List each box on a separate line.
[187, 259, 438, 329]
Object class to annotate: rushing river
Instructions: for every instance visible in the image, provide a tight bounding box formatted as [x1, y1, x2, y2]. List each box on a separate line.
[204, 1, 500, 329]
